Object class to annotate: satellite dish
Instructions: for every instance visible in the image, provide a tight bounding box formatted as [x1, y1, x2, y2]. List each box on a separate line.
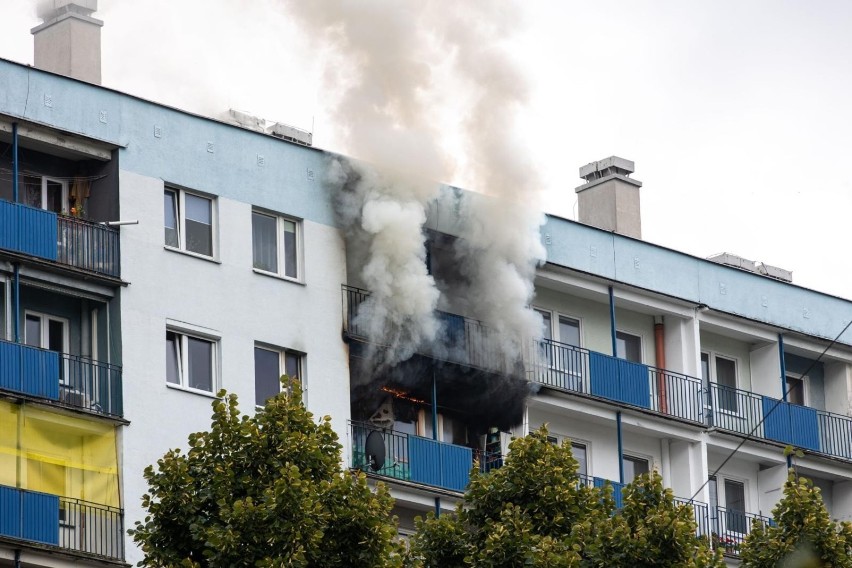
[365, 431, 386, 472]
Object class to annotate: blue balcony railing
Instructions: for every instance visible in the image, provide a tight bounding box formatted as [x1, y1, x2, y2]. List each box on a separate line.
[0, 200, 120, 278]
[707, 383, 852, 461]
[530, 339, 703, 424]
[0, 339, 123, 418]
[350, 422, 500, 492]
[0, 485, 123, 560]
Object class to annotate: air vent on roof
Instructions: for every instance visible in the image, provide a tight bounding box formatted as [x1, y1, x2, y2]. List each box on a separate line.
[227, 109, 265, 132]
[707, 252, 792, 282]
[266, 122, 313, 147]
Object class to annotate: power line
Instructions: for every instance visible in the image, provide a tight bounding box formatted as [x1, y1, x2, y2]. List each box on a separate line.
[688, 318, 852, 503]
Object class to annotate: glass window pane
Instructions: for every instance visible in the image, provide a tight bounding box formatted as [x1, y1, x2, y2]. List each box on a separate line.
[725, 480, 745, 511]
[787, 376, 804, 406]
[623, 455, 649, 483]
[24, 176, 41, 208]
[572, 443, 587, 476]
[252, 212, 278, 273]
[708, 476, 718, 510]
[164, 190, 179, 247]
[700, 353, 710, 381]
[283, 220, 297, 278]
[536, 310, 552, 340]
[45, 180, 64, 213]
[285, 352, 300, 381]
[716, 358, 737, 389]
[165, 332, 180, 384]
[254, 347, 281, 406]
[558, 316, 580, 346]
[616, 331, 641, 362]
[187, 337, 213, 392]
[185, 194, 213, 256]
[25, 315, 42, 348]
[47, 320, 64, 352]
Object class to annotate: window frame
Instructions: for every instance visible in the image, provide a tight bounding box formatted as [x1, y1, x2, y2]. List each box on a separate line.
[164, 186, 218, 260]
[785, 373, 809, 406]
[621, 453, 651, 483]
[165, 324, 220, 395]
[534, 307, 583, 346]
[702, 351, 741, 414]
[23, 310, 70, 353]
[615, 329, 643, 363]
[251, 208, 303, 282]
[41, 176, 70, 214]
[545, 432, 590, 477]
[254, 343, 305, 407]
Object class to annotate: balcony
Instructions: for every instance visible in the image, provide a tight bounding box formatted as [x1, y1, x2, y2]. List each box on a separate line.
[0, 486, 124, 561]
[0, 200, 120, 278]
[708, 383, 852, 461]
[350, 422, 500, 493]
[342, 285, 512, 374]
[530, 339, 704, 424]
[0, 339, 123, 418]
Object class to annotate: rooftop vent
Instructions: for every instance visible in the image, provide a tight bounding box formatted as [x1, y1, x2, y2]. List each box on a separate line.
[227, 109, 265, 132]
[266, 122, 313, 147]
[707, 252, 792, 283]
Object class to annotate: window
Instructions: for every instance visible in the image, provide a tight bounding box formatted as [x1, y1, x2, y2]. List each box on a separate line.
[535, 308, 581, 346]
[166, 330, 217, 393]
[616, 331, 642, 362]
[252, 210, 300, 280]
[547, 436, 588, 477]
[622, 455, 649, 483]
[24, 176, 68, 214]
[702, 352, 739, 413]
[254, 345, 302, 406]
[786, 375, 806, 406]
[24, 312, 69, 353]
[164, 188, 215, 257]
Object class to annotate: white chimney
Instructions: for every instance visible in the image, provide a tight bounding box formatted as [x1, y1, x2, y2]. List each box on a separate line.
[576, 156, 642, 239]
[31, 0, 103, 85]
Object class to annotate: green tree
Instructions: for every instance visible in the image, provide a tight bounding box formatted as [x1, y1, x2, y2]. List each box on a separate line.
[740, 473, 852, 567]
[405, 426, 721, 568]
[129, 382, 404, 568]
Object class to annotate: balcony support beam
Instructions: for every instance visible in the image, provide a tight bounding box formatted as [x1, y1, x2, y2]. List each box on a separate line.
[779, 333, 793, 468]
[617, 410, 624, 484]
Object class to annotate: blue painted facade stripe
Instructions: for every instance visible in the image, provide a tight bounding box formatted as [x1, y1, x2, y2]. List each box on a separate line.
[21, 490, 59, 545]
[409, 436, 473, 492]
[0, 200, 58, 260]
[0, 486, 21, 539]
[589, 352, 650, 408]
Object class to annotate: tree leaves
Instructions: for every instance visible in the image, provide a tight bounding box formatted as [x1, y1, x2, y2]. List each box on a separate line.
[129, 380, 403, 568]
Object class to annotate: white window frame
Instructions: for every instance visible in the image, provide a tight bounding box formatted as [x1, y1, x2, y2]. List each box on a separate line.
[41, 177, 70, 213]
[621, 452, 653, 483]
[710, 474, 751, 537]
[545, 432, 591, 477]
[164, 186, 218, 260]
[615, 329, 643, 363]
[785, 372, 809, 406]
[24, 310, 70, 353]
[702, 350, 742, 416]
[165, 322, 220, 395]
[251, 208, 303, 282]
[534, 307, 583, 346]
[254, 343, 305, 407]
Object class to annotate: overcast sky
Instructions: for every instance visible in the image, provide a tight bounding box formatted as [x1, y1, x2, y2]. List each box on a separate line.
[1, 1, 851, 301]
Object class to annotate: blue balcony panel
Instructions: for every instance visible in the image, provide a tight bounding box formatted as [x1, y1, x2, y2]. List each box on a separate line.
[409, 436, 473, 492]
[0, 201, 58, 260]
[589, 352, 650, 408]
[21, 490, 59, 545]
[761, 397, 819, 452]
[593, 477, 626, 509]
[0, 485, 21, 539]
[0, 341, 59, 400]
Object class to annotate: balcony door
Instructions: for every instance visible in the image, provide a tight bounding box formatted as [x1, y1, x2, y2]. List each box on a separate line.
[25, 311, 69, 383]
[25, 176, 69, 214]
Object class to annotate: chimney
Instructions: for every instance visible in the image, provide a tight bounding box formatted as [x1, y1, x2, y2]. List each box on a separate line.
[31, 0, 103, 85]
[576, 156, 642, 239]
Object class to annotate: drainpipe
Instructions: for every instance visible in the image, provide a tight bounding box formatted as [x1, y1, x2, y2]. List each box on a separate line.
[617, 411, 624, 484]
[654, 316, 668, 413]
[432, 372, 440, 518]
[609, 286, 617, 357]
[14, 549, 21, 568]
[779, 333, 792, 469]
[12, 122, 19, 203]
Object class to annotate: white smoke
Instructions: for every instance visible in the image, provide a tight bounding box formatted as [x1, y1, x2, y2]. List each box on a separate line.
[286, 1, 544, 374]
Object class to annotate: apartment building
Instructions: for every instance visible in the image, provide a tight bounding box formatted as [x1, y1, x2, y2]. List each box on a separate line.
[2, 3, 852, 565]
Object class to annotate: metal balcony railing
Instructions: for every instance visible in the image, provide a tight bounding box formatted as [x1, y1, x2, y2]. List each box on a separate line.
[710, 505, 771, 557]
[0, 486, 124, 561]
[342, 285, 512, 373]
[0, 339, 123, 418]
[529, 339, 703, 424]
[350, 422, 501, 492]
[0, 200, 120, 278]
[707, 383, 852, 461]
[59, 496, 125, 560]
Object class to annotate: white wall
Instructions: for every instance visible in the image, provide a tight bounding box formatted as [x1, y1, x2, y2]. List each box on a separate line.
[118, 170, 350, 565]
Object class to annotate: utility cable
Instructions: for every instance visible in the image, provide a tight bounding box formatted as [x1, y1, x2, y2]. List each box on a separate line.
[687, 317, 852, 504]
